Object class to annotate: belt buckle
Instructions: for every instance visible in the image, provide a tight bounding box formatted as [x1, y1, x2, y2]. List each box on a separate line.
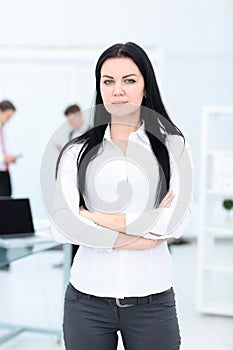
[115, 298, 134, 308]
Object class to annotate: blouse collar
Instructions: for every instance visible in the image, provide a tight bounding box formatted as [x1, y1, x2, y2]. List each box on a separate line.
[103, 121, 150, 145]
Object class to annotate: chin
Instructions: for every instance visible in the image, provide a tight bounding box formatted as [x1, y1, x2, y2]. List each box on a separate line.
[105, 103, 141, 118]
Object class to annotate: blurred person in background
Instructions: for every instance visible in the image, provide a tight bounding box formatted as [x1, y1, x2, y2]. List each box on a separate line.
[64, 104, 86, 141]
[55, 104, 87, 153]
[0, 100, 17, 271]
[0, 100, 17, 197]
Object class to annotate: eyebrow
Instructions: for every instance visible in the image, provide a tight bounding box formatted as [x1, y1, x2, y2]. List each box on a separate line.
[101, 73, 138, 79]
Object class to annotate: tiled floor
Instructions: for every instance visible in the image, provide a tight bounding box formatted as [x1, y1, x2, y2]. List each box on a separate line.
[0, 241, 232, 349]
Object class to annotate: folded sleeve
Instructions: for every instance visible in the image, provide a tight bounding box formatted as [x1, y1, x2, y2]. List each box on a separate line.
[51, 145, 119, 251]
[125, 136, 194, 240]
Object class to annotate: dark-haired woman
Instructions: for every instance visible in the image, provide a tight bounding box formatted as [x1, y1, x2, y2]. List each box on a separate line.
[52, 42, 194, 350]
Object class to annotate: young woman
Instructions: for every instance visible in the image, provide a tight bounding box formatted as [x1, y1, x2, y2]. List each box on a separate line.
[52, 42, 194, 350]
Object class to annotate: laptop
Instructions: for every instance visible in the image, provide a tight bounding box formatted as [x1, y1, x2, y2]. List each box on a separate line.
[0, 198, 35, 238]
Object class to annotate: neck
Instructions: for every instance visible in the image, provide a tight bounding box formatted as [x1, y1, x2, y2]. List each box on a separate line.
[110, 108, 142, 139]
[110, 119, 141, 139]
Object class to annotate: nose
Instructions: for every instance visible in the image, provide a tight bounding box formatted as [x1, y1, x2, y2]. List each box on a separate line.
[113, 82, 124, 96]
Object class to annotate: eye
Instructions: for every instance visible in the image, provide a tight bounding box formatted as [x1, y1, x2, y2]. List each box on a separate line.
[125, 79, 136, 84]
[103, 80, 114, 85]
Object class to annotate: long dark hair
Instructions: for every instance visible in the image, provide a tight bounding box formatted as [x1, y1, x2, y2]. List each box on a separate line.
[57, 42, 184, 207]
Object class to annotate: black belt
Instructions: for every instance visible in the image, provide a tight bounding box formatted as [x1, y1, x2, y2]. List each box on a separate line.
[77, 288, 171, 308]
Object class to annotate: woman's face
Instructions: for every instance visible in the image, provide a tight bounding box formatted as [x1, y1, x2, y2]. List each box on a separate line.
[100, 57, 145, 119]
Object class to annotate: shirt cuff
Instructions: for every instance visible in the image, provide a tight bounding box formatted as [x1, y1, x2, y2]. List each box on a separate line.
[125, 208, 169, 237]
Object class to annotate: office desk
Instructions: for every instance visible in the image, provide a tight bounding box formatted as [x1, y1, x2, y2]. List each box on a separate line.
[0, 231, 71, 345]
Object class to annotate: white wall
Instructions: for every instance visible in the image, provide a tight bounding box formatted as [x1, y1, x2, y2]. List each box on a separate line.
[0, 0, 232, 53]
[0, 49, 102, 218]
[0, 0, 232, 234]
[0, 47, 160, 220]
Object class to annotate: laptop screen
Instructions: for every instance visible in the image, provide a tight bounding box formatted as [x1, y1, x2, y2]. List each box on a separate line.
[0, 198, 35, 236]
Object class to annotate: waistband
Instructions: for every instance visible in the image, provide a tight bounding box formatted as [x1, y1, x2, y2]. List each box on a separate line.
[70, 284, 172, 308]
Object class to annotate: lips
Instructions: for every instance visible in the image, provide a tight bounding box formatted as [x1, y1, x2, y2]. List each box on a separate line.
[112, 101, 128, 104]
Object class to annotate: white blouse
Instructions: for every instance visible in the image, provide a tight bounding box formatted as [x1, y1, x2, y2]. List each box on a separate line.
[52, 123, 194, 298]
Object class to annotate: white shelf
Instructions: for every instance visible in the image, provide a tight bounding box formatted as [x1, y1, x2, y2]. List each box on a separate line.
[205, 189, 233, 196]
[205, 226, 233, 236]
[203, 106, 233, 114]
[203, 265, 233, 273]
[206, 150, 233, 156]
[198, 305, 233, 317]
[197, 106, 233, 317]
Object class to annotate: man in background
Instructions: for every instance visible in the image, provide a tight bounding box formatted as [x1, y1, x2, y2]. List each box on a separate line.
[0, 100, 17, 197]
[55, 104, 86, 152]
[64, 104, 86, 141]
[0, 100, 17, 271]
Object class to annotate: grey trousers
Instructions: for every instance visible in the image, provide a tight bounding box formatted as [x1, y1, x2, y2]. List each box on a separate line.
[63, 283, 181, 350]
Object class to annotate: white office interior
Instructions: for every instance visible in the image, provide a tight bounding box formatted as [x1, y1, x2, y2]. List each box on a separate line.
[0, 0, 233, 349]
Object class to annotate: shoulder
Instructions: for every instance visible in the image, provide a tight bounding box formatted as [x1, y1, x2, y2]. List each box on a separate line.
[166, 134, 194, 168]
[62, 142, 86, 159]
[166, 134, 192, 151]
[58, 142, 86, 173]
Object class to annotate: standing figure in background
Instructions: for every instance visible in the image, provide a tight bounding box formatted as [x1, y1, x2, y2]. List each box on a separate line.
[64, 104, 88, 264]
[0, 100, 17, 197]
[64, 104, 87, 141]
[0, 100, 17, 271]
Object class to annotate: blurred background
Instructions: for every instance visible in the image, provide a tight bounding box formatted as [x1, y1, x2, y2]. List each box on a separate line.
[0, 0, 232, 349]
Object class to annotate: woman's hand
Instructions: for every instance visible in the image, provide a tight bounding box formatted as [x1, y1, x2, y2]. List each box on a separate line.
[79, 207, 167, 250]
[114, 232, 168, 250]
[79, 206, 125, 230]
[149, 190, 174, 238]
[80, 191, 174, 249]
[159, 190, 175, 208]
[79, 206, 92, 220]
